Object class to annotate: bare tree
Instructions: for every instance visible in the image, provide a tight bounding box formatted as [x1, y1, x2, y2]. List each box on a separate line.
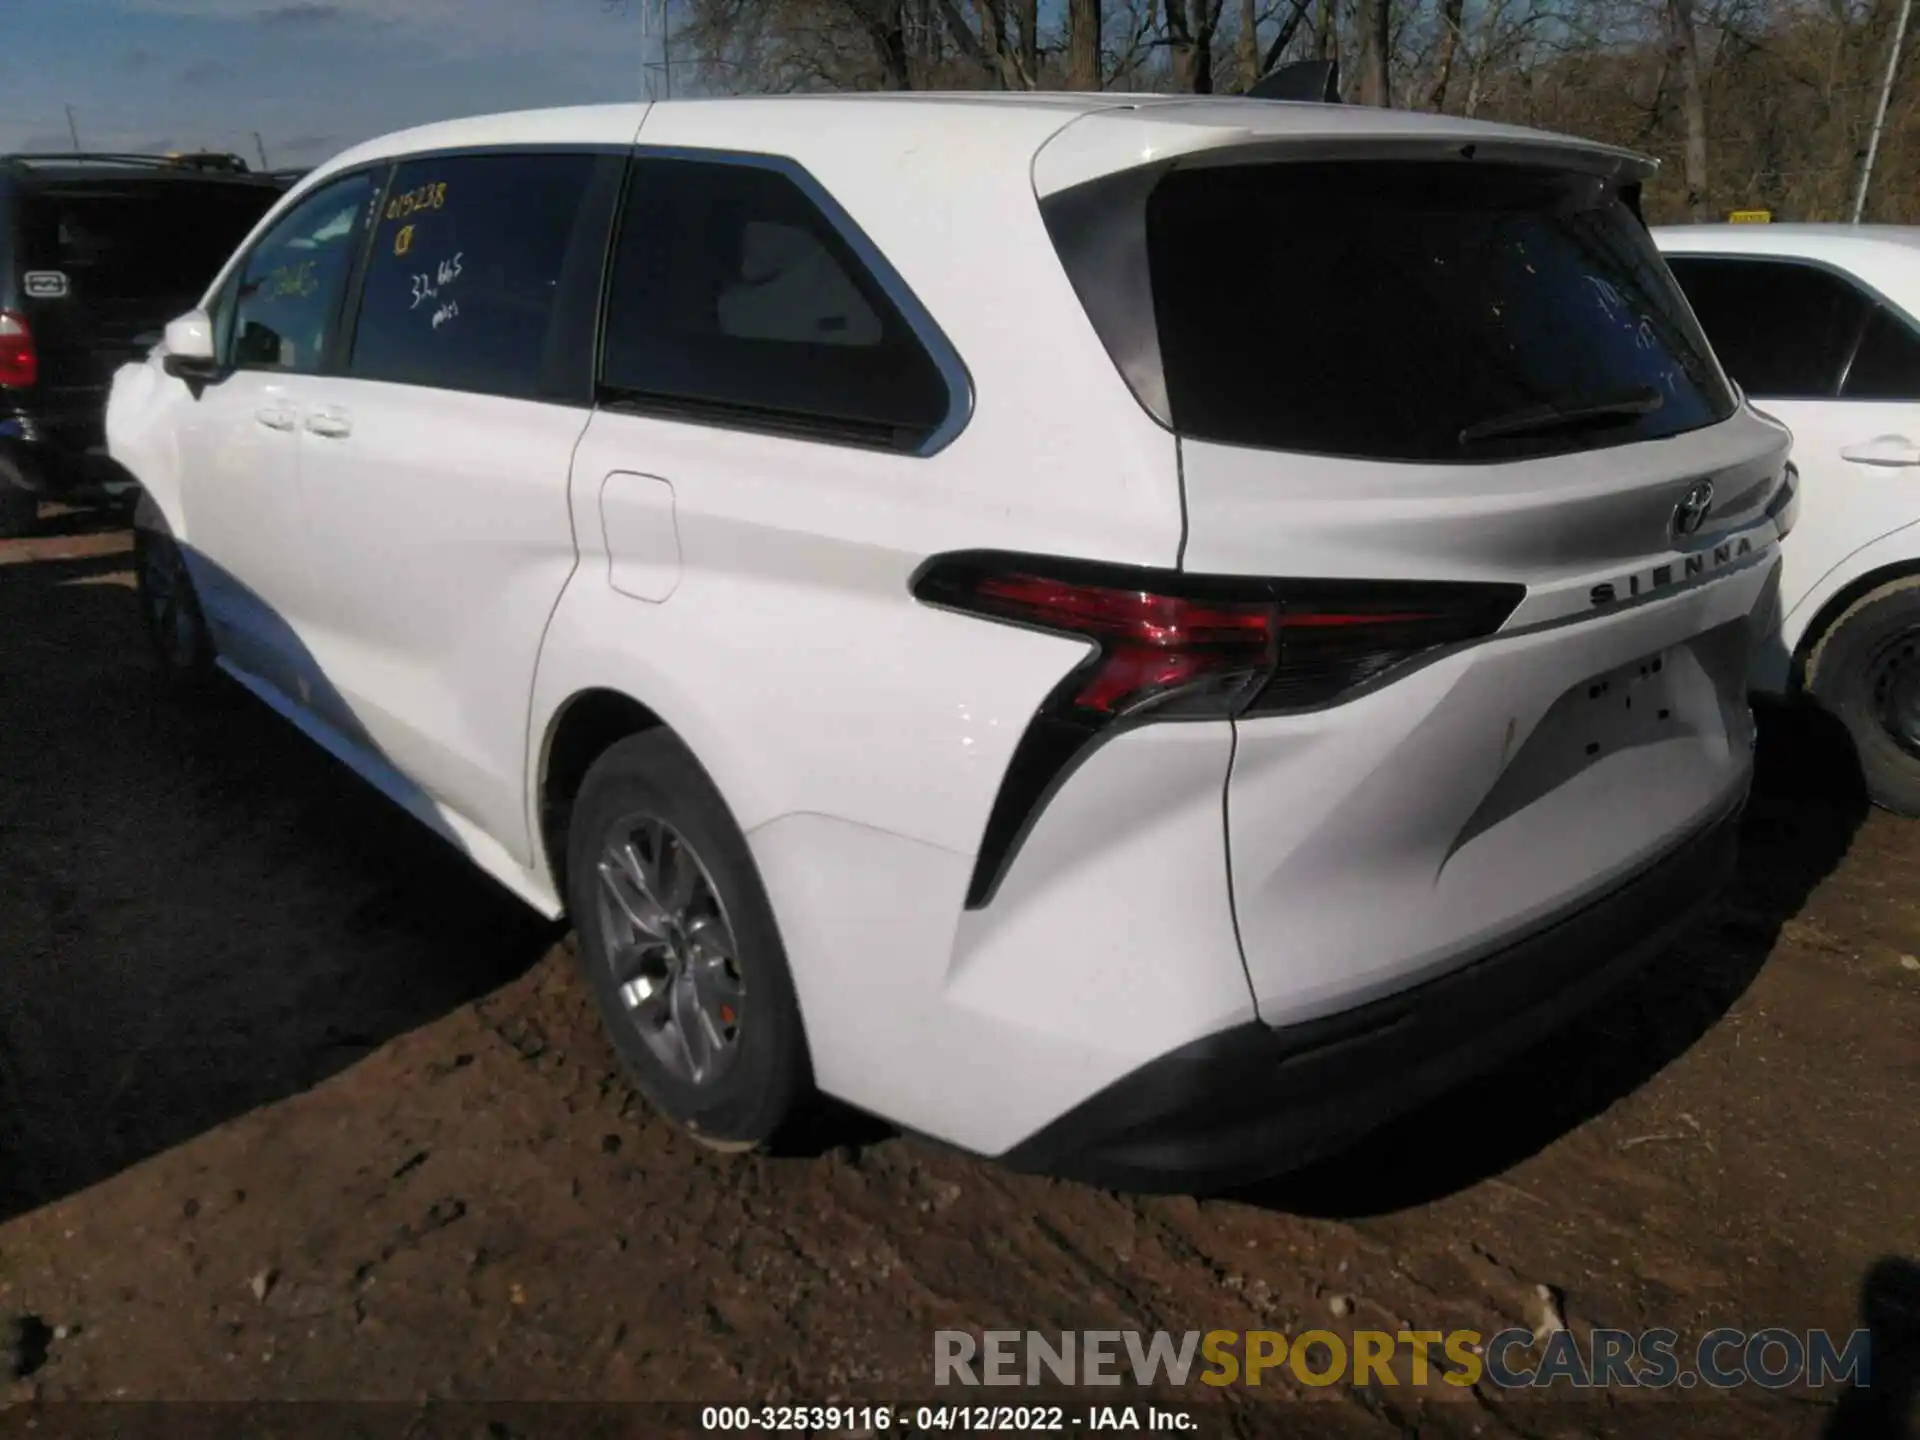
[1668, 0, 1712, 217]
[968, 0, 1040, 86]
[1015, 0, 1041, 84]
[1428, 0, 1467, 109]
[1435, 0, 1555, 119]
[1256, 0, 1315, 77]
[1105, 0, 1164, 84]
[932, 0, 998, 82]
[647, 0, 1920, 225]
[1357, 0, 1391, 102]
[1163, 0, 1229, 92]
[1069, 0, 1103, 87]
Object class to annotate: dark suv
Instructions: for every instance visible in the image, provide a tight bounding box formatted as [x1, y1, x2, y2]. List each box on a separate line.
[0, 153, 286, 534]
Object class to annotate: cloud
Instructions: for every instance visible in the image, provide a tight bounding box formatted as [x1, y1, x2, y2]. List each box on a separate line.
[118, 47, 159, 71]
[179, 59, 238, 85]
[14, 131, 78, 154]
[273, 133, 340, 160]
[256, 1, 345, 26]
[123, 0, 637, 58]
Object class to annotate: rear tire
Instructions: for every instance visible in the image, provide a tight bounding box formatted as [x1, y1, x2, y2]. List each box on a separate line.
[133, 511, 216, 693]
[565, 730, 812, 1151]
[1807, 577, 1920, 817]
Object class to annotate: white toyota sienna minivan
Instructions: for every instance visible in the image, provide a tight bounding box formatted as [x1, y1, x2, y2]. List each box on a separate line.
[107, 95, 1797, 1191]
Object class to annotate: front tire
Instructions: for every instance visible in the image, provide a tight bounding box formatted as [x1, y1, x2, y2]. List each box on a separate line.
[566, 730, 812, 1150]
[1807, 577, 1920, 816]
[0, 479, 35, 539]
[134, 515, 215, 691]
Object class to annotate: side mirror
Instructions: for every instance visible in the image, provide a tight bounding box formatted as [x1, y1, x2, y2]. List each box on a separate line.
[161, 310, 219, 381]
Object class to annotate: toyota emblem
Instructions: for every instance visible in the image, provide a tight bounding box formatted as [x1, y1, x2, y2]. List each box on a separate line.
[1671, 480, 1715, 539]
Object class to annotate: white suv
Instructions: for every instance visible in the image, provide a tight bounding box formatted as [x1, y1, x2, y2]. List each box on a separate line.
[109, 96, 1795, 1190]
[1655, 224, 1920, 813]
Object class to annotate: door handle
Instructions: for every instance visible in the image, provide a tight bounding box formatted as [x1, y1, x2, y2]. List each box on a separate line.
[253, 405, 296, 432]
[304, 410, 352, 439]
[1840, 434, 1920, 468]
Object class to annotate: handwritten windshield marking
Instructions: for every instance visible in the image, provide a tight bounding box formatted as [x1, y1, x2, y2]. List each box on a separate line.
[385, 182, 447, 224]
[408, 252, 463, 311]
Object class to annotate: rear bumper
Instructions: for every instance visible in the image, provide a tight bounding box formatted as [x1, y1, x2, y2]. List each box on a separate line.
[999, 779, 1745, 1193]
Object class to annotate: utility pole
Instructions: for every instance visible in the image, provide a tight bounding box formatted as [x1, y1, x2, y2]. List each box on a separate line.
[253, 131, 270, 169]
[659, 0, 673, 100]
[1852, 0, 1914, 224]
[633, 0, 672, 101]
[64, 105, 80, 152]
[640, 0, 672, 101]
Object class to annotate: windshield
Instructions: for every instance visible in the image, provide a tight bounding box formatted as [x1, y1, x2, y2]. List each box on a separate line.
[20, 179, 279, 305]
[1143, 161, 1736, 464]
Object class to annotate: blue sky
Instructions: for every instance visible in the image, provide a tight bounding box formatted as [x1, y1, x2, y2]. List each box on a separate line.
[0, 0, 670, 168]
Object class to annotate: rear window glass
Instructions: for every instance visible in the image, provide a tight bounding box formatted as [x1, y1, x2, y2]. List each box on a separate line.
[20, 181, 276, 303]
[1145, 162, 1736, 463]
[600, 157, 956, 451]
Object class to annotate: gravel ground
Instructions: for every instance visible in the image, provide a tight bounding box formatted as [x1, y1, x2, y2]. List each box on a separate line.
[1, 510, 1915, 1439]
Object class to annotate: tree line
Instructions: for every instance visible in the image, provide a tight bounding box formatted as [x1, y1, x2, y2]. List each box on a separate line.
[627, 0, 1916, 224]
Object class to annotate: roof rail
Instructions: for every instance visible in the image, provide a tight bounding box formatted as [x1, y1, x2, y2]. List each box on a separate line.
[165, 151, 253, 173]
[4, 151, 254, 174]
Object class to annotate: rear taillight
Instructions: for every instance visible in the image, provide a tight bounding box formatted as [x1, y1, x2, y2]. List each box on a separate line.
[0, 311, 37, 389]
[914, 552, 1523, 907]
[1765, 461, 1799, 541]
[916, 553, 1522, 721]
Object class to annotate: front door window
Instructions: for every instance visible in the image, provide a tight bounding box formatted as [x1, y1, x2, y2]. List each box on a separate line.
[226, 172, 376, 374]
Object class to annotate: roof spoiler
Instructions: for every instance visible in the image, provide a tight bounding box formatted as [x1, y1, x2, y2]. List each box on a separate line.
[1246, 59, 1340, 104]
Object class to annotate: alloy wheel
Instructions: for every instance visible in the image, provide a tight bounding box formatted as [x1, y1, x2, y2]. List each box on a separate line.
[593, 814, 745, 1087]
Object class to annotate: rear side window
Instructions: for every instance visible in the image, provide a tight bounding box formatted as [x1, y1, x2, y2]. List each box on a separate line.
[348, 152, 602, 401]
[1664, 256, 1870, 399]
[1843, 303, 1920, 400]
[19, 180, 278, 303]
[1142, 162, 1736, 463]
[600, 156, 956, 451]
